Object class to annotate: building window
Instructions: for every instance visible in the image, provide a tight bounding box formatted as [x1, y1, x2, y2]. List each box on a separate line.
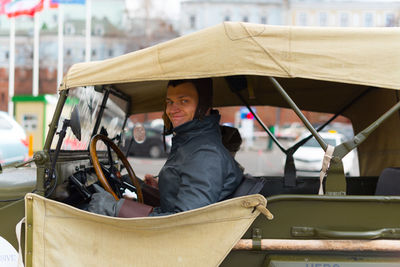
[66, 49, 71, 56]
[298, 12, 308, 26]
[108, 49, 113, 57]
[190, 15, 196, 29]
[385, 13, 395, 27]
[261, 16, 267, 24]
[92, 49, 96, 57]
[5, 51, 9, 59]
[353, 13, 360, 27]
[340, 13, 349, 27]
[65, 23, 75, 35]
[224, 15, 230, 21]
[319, 12, 328, 26]
[243, 16, 249, 22]
[364, 13, 374, 27]
[94, 24, 104, 36]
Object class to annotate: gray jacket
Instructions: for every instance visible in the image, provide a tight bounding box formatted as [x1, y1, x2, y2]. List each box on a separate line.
[150, 113, 243, 216]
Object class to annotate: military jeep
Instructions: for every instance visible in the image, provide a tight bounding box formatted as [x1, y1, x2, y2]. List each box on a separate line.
[1, 22, 400, 266]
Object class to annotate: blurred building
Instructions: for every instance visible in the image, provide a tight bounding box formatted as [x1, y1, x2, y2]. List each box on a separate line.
[180, 0, 285, 35]
[288, 0, 400, 27]
[0, 0, 178, 111]
[0, 17, 129, 107]
[180, 0, 400, 33]
[0, 17, 127, 68]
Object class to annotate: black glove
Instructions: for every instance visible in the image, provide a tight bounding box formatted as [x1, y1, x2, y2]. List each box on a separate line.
[87, 184, 124, 216]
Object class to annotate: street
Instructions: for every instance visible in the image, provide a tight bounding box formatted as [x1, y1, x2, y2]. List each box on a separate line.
[128, 137, 286, 178]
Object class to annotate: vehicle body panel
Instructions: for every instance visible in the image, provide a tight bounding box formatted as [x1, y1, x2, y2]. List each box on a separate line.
[221, 194, 400, 266]
[243, 195, 400, 240]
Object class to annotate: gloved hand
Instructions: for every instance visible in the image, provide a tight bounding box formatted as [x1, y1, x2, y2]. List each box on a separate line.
[88, 184, 153, 218]
[87, 184, 124, 216]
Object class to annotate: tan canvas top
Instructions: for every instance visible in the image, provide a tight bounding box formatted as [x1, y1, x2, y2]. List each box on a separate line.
[60, 22, 400, 115]
[60, 22, 400, 176]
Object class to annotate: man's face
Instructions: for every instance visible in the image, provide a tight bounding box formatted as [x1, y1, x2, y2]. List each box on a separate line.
[166, 82, 199, 128]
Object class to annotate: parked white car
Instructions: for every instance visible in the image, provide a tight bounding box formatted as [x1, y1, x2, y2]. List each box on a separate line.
[0, 111, 28, 165]
[276, 122, 306, 140]
[293, 131, 359, 176]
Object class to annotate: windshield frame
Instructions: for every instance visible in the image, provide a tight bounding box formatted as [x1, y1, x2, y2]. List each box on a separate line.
[45, 86, 131, 152]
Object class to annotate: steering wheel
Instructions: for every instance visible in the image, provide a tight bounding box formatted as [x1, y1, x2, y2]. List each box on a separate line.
[89, 134, 144, 203]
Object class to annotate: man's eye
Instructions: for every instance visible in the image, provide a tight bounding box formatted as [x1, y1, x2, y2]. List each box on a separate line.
[181, 99, 188, 104]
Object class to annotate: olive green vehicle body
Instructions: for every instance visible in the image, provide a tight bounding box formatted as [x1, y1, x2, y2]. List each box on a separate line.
[1, 22, 400, 266]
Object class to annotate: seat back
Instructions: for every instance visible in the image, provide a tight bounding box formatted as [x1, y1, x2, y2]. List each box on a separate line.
[228, 174, 266, 198]
[375, 167, 400, 195]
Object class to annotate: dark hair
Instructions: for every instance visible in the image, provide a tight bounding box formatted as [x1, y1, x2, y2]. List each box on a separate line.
[163, 78, 213, 132]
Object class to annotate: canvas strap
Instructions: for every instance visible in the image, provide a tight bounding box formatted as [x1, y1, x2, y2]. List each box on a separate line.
[241, 199, 273, 220]
[16, 217, 25, 267]
[318, 145, 334, 195]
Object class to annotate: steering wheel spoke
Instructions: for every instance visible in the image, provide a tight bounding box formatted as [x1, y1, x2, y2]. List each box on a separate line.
[89, 134, 144, 203]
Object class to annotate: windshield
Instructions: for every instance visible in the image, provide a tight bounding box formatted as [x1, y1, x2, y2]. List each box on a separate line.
[51, 86, 129, 151]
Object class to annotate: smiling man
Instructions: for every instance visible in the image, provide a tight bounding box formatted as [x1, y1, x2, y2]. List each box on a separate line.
[143, 78, 243, 216]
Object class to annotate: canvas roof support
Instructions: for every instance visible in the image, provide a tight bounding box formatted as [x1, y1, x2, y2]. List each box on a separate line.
[226, 76, 374, 188]
[326, 99, 400, 194]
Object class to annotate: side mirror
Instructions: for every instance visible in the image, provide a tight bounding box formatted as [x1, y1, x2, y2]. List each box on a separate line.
[70, 106, 81, 141]
[133, 123, 146, 144]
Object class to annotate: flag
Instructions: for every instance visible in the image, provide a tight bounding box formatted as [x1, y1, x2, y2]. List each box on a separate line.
[51, 0, 85, 4]
[4, 0, 44, 17]
[0, 0, 11, 15]
[45, 0, 57, 8]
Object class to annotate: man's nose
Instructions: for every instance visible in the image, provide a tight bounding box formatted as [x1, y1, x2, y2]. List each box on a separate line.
[169, 102, 181, 112]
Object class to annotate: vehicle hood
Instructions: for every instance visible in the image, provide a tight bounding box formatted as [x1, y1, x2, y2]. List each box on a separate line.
[0, 167, 36, 200]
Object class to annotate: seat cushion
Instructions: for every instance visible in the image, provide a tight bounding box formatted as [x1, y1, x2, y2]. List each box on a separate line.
[375, 167, 400, 195]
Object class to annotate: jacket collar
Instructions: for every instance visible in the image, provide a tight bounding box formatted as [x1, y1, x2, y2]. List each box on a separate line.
[171, 112, 221, 141]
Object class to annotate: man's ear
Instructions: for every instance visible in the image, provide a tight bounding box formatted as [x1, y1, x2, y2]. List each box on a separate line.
[162, 112, 173, 131]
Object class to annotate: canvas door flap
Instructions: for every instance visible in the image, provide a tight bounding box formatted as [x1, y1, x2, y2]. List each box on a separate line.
[25, 193, 266, 267]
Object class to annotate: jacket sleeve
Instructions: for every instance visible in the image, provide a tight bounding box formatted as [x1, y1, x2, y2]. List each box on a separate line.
[149, 145, 224, 216]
